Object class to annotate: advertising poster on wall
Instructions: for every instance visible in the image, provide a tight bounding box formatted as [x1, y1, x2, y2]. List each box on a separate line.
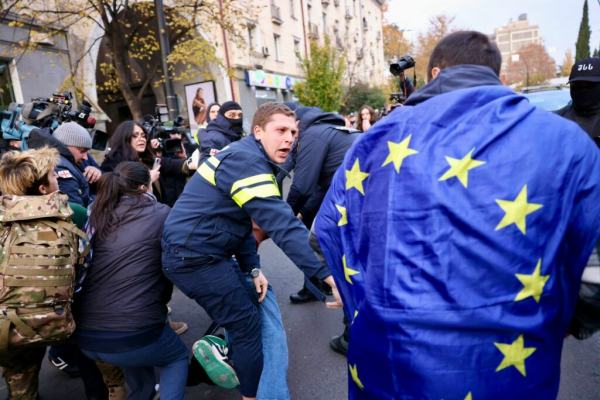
[184, 81, 217, 131]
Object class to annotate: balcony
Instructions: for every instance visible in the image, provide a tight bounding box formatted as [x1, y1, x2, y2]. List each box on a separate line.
[322, 0, 330, 6]
[345, 6, 353, 20]
[250, 50, 265, 68]
[308, 22, 319, 39]
[271, 3, 283, 25]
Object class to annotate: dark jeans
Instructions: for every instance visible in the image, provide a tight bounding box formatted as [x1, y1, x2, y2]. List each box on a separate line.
[162, 253, 263, 398]
[82, 323, 188, 400]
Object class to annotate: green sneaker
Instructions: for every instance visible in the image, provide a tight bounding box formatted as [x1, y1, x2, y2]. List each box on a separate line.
[192, 335, 240, 389]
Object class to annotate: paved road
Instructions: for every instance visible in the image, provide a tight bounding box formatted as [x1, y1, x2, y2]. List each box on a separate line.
[0, 237, 599, 399]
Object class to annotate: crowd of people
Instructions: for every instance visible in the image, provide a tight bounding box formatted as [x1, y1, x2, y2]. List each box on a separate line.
[0, 29, 599, 400]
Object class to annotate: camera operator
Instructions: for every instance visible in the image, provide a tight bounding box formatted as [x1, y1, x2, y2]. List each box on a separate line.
[390, 54, 416, 101]
[398, 70, 414, 99]
[150, 129, 195, 207]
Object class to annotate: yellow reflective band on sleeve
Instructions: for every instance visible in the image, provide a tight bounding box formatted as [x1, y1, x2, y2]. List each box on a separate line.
[231, 174, 276, 195]
[207, 156, 221, 168]
[232, 183, 281, 207]
[197, 156, 221, 185]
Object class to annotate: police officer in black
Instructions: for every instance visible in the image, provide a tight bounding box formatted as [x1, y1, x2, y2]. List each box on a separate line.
[287, 107, 361, 303]
[198, 101, 244, 164]
[161, 102, 342, 400]
[556, 57, 600, 141]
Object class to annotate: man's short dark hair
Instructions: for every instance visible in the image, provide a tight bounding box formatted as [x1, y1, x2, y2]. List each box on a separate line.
[427, 31, 502, 82]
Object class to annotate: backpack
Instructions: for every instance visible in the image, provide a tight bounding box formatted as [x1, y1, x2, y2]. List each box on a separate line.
[0, 191, 89, 351]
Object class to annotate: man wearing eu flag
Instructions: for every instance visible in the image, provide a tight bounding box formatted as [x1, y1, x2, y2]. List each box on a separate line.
[315, 31, 600, 400]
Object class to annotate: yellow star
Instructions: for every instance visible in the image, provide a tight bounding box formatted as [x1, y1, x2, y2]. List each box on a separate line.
[352, 310, 358, 325]
[382, 134, 418, 173]
[346, 159, 370, 195]
[349, 364, 364, 389]
[343, 255, 359, 284]
[495, 184, 543, 235]
[515, 259, 549, 303]
[335, 204, 348, 226]
[439, 148, 485, 188]
[465, 393, 473, 400]
[494, 334, 536, 377]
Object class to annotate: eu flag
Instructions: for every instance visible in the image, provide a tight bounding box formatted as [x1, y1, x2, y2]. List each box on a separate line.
[315, 82, 600, 399]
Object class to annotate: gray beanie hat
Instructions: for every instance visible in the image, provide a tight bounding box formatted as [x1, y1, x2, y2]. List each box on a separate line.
[53, 122, 92, 149]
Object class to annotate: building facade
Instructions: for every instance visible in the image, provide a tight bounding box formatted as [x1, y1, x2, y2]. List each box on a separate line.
[226, 0, 386, 128]
[490, 14, 543, 74]
[0, 0, 385, 137]
[0, 13, 71, 112]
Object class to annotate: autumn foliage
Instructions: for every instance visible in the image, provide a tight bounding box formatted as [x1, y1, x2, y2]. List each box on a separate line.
[505, 43, 556, 87]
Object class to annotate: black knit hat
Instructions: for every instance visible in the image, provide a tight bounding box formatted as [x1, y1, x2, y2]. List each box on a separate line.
[219, 101, 242, 116]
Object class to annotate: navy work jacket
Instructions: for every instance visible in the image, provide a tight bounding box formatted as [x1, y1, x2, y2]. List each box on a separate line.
[162, 134, 330, 281]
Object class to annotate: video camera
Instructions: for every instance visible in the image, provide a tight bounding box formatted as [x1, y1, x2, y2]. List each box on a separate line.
[0, 91, 108, 151]
[142, 105, 197, 155]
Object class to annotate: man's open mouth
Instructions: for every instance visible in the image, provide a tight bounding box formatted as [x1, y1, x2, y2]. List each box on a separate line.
[278, 148, 290, 157]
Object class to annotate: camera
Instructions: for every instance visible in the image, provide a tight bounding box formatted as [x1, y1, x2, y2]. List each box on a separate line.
[142, 105, 196, 155]
[0, 91, 108, 151]
[389, 54, 415, 76]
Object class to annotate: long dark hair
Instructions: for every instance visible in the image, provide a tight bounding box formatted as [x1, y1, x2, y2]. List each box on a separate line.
[90, 162, 151, 242]
[356, 105, 378, 132]
[105, 121, 155, 167]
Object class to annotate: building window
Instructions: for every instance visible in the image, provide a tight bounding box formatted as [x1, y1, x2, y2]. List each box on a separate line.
[274, 34, 282, 61]
[512, 31, 533, 40]
[322, 13, 327, 33]
[293, 37, 301, 57]
[498, 34, 510, 43]
[0, 62, 15, 112]
[247, 23, 259, 51]
[290, 0, 295, 17]
[256, 89, 277, 107]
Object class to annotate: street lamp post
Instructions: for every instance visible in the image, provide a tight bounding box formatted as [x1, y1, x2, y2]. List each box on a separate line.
[155, 0, 179, 120]
[512, 53, 530, 88]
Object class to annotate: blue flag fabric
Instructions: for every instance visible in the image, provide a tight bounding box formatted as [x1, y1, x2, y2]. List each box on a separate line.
[315, 84, 600, 400]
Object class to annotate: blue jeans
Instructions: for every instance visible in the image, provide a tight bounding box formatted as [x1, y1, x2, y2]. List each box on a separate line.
[236, 272, 290, 400]
[81, 323, 188, 400]
[162, 254, 263, 398]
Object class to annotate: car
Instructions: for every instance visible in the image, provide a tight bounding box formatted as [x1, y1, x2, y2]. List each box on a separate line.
[520, 85, 572, 112]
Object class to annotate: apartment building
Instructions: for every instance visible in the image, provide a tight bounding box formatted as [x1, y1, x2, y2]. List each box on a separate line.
[0, 13, 71, 112]
[491, 14, 543, 74]
[0, 0, 385, 134]
[227, 0, 386, 121]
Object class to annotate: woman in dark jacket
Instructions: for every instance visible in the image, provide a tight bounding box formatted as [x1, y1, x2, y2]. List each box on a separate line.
[101, 121, 193, 204]
[195, 102, 220, 145]
[75, 162, 188, 400]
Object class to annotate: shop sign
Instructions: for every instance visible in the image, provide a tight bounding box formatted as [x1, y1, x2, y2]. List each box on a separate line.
[246, 70, 303, 90]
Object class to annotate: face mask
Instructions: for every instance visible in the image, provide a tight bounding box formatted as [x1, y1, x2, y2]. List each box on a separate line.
[226, 117, 244, 134]
[571, 82, 600, 112]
